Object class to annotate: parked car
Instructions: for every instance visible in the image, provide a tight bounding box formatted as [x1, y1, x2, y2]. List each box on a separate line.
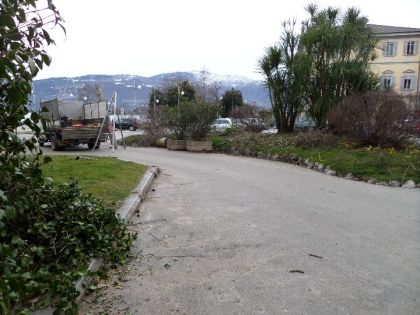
[211, 118, 233, 133]
[294, 117, 316, 130]
[116, 118, 139, 131]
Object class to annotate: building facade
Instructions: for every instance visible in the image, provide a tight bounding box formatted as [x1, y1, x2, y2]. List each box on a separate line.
[369, 24, 420, 94]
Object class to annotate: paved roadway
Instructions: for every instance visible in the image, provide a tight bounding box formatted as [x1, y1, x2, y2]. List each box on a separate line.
[47, 145, 420, 315]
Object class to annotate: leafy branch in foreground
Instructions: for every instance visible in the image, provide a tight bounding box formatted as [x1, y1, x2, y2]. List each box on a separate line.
[1, 181, 135, 314]
[1, 1, 135, 314]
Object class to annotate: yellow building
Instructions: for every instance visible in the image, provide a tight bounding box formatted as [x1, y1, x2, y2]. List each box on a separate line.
[369, 24, 420, 94]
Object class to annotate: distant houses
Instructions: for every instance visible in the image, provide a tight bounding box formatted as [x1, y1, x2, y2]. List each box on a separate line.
[369, 24, 420, 94]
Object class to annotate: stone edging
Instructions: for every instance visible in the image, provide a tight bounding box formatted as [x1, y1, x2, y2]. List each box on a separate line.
[33, 166, 160, 315]
[229, 150, 419, 189]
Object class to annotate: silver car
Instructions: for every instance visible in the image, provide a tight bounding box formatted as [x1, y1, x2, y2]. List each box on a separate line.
[211, 118, 233, 133]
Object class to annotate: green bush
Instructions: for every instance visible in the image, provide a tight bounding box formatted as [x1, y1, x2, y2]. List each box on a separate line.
[0, 180, 135, 314]
[162, 101, 218, 140]
[0, 2, 136, 314]
[185, 101, 218, 140]
[118, 134, 142, 146]
[211, 135, 231, 152]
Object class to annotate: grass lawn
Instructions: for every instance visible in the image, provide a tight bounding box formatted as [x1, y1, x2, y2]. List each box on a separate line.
[212, 133, 420, 183]
[42, 156, 148, 208]
[264, 146, 420, 183]
[119, 134, 142, 146]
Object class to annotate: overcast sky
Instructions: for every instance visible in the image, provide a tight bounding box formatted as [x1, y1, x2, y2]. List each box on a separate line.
[38, 0, 420, 80]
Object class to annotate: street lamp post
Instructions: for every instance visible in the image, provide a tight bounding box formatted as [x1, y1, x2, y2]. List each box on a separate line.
[231, 87, 234, 113]
[153, 92, 159, 112]
[177, 86, 184, 111]
[219, 96, 223, 118]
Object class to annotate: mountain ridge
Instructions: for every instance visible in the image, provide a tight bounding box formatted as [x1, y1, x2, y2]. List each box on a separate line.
[33, 72, 270, 110]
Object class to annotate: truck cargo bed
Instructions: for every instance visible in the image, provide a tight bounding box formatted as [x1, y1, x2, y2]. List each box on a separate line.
[61, 127, 107, 140]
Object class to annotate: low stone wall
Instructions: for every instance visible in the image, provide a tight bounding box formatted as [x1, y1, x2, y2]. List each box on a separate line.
[167, 139, 186, 150]
[186, 140, 213, 152]
[229, 149, 419, 189]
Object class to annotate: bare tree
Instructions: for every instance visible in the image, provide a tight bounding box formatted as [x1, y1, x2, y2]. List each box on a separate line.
[194, 68, 210, 100]
[208, 80, 222, 103]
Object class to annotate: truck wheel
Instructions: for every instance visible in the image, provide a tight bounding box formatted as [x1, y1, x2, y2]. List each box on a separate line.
[88, 142, 100, 150]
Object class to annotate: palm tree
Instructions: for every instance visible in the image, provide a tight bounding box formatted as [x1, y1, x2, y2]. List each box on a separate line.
[259, 21, 308, 132]
[300, 4, 379, 128]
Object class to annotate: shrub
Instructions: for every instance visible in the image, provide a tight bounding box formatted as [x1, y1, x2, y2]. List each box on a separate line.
[185, 101, 218, 140]
[0, 2, 135, 313]
[162, 101, 218, 140]
[293, 130, 341, 149]
[161, 103, 190, 140]
[330, 91, 410, 148]
[118, 134, 142, 146]
[210, 135, 231, 152]
[137, 106, 169, 146]
[0, 180, 135, 314]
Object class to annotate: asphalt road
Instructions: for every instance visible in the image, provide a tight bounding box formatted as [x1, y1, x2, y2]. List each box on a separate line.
[49, 146, 420, 315]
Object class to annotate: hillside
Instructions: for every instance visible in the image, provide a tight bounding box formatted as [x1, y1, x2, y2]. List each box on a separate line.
[32, 72, 270, 111]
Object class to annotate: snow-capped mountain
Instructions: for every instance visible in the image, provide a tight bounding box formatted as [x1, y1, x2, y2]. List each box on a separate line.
[32, 72, 270, 110]
[190, 70, 257, 85]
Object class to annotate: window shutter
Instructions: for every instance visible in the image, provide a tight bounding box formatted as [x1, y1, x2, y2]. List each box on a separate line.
[403, 41, 408, 56]
[393, 42, 398, 56]
[414, 41, 419, 56]
[391, 75, 395, 87]
[412, 75, 417, 90]
[400, 76, 405, 90]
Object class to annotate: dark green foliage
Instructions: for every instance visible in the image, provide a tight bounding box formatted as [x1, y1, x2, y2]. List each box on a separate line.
[260, 5, 379, 130]
[150, 81, 196, 108]
[0, 181, 135, 314]
[259, 20, 310, 132]
[162, 100, 218, 140]
[0, 1, 135, 313]
[185, 101, 218, 140]
[165, 81, 196, 107]
[221, 88, 243, 117]
[148, 88, 167, 107]
[300, 4, 380, 127]
[162, 102, 192, 140]
[210, 135, 231, 152]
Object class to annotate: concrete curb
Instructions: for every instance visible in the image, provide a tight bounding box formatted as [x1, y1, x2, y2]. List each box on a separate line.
[74, 166, 159, 302]
[33, 166, 160, 315]
[117, 166, 160, 223]
[229, 149, 419, 189]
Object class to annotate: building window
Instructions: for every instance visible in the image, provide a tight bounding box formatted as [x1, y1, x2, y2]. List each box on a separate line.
[400, 70, 416, 91]
[384, 42, 396, 56]
[406, 42, 415, 55]
[381, 71, 394, 89]
[404, 41, 418, 56]
[403, 78, 412, 90]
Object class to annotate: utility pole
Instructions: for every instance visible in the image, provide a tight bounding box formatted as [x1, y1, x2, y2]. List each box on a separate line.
[177, 86, 184, 111]
[231, 87, 234, 114]
[177, 86, 180, 111]
[133, 79, 136, 107]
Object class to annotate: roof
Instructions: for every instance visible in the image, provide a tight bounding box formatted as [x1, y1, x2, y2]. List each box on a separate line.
[368, 24, 420, 35]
